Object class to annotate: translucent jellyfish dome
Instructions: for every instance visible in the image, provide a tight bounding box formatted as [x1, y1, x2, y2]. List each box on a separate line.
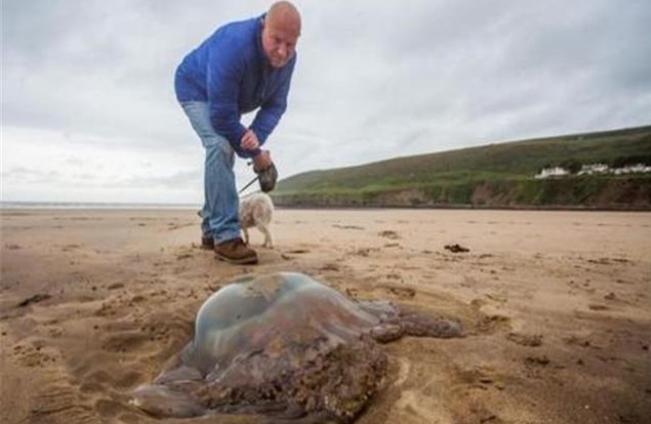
[185, 272, 381, 374]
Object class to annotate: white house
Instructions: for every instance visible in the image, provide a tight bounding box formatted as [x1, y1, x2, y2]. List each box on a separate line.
[535, 167, 570, 179]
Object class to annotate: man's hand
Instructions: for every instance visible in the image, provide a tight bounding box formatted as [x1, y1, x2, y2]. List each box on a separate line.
[253, 150, 278, 193]
[241, 129, 260, 151]
[253, 149, 273, 171]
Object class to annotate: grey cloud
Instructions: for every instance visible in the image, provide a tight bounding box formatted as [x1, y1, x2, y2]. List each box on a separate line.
[3, 0, 208, 145]
[64, 157, 84, 167]
[3, 0, 651, 203]
[2, 164, 201, 192]
[2, 167, 62, 184]
[117, 170, 202, 189]
[71, 173, 98, 180]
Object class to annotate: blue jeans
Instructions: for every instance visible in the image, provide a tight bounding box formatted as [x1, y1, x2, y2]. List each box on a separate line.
[180, 101, 240, 243]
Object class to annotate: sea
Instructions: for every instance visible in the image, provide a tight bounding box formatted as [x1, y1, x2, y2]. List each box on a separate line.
[0, 201, 201, 210]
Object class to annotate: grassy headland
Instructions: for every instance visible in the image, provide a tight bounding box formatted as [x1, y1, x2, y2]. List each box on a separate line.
[272, 126, 651, 209]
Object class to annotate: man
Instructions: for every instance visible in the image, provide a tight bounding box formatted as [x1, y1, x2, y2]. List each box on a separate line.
[175, 2, 301, 265]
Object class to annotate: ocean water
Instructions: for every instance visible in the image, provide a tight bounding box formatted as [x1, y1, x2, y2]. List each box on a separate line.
[0, 201, 201, 210]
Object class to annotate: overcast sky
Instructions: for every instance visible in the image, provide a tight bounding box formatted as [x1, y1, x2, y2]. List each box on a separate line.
[2, 0, 650, 203]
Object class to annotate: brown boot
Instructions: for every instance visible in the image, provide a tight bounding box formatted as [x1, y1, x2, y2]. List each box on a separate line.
[201, 235, 214, 250]
[214, 237, 258, 265]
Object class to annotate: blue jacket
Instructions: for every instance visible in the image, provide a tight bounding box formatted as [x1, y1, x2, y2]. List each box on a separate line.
[175, 15, 296, 158]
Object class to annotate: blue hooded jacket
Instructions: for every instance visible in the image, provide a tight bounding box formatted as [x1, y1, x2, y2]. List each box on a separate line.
[175, 15, 296, 158]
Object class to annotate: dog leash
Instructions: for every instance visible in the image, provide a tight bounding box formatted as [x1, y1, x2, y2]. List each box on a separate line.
[238, 175, 260, 194]
[198, 175, 258, 218]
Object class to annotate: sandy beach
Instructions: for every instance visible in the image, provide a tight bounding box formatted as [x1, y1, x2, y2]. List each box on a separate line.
[1, 208, 650, 423]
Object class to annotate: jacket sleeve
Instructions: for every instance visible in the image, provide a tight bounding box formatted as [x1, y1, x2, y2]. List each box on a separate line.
[206, 44, 253, 157]
[249, 58, 296, 146]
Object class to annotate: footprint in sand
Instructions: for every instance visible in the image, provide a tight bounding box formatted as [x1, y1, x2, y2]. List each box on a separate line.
[353, 247, 381, 256]
[563, 335, 595, 348]
[373, 284, 416, 300]
[332, 224, 365, 230]
[588, 304, 609, 311]
[457, 366, 506, 391]
[444, 244, 470, 253]
[101, 331, 149, 353]
[506, 332, 543, 347]
[61, 244, 81, 252]
[604, 292, 617, 301]
[319, 263, 340, 271]
[524, 355, 550, 366]
[28, 375, 96, 422]
[13, 342, 57, 367]
[522, 355, 552, 379]
[473, 314, 511, 334]
[168, 222, 194, 231]
[395, 389, 455, 422]
[378, 230, 400, 239]
[344, 287, 359, 298]
[17, 293, 51, 307]
[438, 367, 505, 423]
[95, 398, 134, 420]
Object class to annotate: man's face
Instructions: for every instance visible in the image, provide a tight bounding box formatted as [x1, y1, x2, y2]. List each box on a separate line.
[261, 20, 299, 68]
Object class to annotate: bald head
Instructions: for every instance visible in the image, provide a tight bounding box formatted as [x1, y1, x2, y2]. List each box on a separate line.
[261, 1, 301, 68]
[267, 1, 301, 36]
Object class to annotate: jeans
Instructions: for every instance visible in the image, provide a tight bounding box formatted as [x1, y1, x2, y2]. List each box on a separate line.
[180, 101, 240, 243]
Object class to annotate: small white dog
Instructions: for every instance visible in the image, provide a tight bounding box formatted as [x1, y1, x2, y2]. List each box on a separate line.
[239, 192, 274, 248]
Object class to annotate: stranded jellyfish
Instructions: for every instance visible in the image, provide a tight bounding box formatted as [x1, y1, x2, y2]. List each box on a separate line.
[131, 272, 462, 422]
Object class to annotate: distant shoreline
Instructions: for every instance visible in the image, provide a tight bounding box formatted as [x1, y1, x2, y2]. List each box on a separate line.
[274, 204, 651, 212]
[1, 203, 650, 213]
[0, 201, 201, 210]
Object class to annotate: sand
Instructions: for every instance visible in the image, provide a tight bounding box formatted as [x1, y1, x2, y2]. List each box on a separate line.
[1, 208, 650, 423]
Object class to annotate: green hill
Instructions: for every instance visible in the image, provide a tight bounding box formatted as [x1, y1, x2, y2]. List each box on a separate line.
[271, 126, 651, 209]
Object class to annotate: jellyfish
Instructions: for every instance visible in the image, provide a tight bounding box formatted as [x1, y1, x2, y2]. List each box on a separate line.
[131, 272, 462, 422]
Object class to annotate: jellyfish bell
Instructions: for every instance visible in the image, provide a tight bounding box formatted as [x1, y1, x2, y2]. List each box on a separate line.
[184, 273, 380, 374]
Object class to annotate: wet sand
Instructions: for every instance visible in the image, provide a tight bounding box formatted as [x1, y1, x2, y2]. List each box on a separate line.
[1, 208, 650, 423]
